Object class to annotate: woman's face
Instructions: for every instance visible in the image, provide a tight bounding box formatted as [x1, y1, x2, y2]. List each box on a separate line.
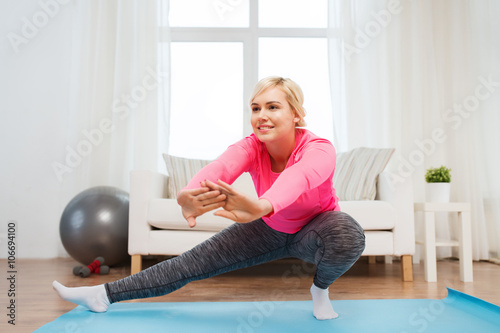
[250, 87, 300, 145]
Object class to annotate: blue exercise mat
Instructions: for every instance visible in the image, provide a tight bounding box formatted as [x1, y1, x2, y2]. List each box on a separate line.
[36, 288, 500, 332]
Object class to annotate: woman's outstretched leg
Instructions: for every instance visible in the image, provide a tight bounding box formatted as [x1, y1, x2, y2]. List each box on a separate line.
[53, 219, 289, 312]
[289, 211, 365, 320]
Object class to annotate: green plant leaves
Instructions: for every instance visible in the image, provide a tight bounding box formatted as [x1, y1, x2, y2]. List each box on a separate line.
[425, 165, 451, 183]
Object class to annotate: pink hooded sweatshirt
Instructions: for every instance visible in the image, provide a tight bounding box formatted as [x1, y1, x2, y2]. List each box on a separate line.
[184, 129, 339, 234]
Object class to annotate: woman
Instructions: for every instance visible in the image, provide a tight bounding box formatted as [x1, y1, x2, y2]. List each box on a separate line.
[53, 76, 365, 320]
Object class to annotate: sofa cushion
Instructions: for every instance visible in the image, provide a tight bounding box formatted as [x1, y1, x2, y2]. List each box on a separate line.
[148, 230, 220, 255]
[333, 147, 394, 200]
[339, 200, 396, 230]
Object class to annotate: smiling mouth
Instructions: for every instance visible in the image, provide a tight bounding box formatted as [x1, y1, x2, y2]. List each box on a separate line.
[258, 126, 274, 130]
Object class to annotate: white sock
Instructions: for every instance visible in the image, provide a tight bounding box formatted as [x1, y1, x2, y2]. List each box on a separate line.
[52, 280, 110, 313]
[310, 283, 338, 320]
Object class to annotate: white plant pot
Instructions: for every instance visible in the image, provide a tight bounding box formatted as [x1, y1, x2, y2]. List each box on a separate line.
[426, 183, 451, 203]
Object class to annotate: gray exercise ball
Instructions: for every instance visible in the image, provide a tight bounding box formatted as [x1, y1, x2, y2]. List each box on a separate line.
[60, 186, 129, 267]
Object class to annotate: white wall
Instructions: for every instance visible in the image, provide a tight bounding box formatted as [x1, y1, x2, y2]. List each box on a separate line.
[0, 0, 73, 258]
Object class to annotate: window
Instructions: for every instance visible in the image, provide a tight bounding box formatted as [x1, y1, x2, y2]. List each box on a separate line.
[162, 0, 333, 159]
[169, 42, 243, 159]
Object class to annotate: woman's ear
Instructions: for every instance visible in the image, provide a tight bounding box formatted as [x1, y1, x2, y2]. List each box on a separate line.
[293, 114, 301, 124]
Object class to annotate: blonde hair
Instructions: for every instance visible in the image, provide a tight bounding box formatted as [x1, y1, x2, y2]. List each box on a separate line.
[250, 76, 307, 127]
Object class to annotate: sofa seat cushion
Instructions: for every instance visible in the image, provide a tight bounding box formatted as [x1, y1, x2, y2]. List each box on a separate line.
[148, 199, 234, 232]
[150, 199, 395, 232]
[339, 200, 396, 230]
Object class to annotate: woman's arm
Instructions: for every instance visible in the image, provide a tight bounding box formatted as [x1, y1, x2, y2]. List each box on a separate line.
[203, 139, 335, 223]
[261, 139, 336, 215]
[183, 142, 253, 191]
[178, 139, 256, 226]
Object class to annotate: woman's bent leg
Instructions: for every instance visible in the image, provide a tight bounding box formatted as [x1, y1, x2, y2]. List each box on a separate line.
[289, 211, 365, 288]
[288, 211, 365, 319]
[105, 219, 289, 303]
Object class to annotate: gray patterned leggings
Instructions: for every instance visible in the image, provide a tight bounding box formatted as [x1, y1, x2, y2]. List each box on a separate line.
[105, 211, 365, 303]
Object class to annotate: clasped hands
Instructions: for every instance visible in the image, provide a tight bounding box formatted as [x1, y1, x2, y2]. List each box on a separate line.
[177, 179, 273, 228]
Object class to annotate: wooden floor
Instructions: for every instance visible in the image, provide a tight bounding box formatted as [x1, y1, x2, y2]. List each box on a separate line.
[2, 256, 500, 332]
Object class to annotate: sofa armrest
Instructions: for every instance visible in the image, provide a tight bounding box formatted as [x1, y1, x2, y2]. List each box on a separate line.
[376, 171, 415, 255]
[128, 170, 169, 255]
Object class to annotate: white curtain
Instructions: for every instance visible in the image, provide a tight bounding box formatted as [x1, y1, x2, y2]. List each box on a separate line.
[56, 0, 169, 257]
[62, 0, 169, 195]
[329, 0, 500, 261]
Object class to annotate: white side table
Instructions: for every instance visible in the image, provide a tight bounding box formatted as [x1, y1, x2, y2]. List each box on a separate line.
[414, 202, 473, 282]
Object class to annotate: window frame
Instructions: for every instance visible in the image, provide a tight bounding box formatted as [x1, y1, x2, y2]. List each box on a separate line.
[160, 1, 337, 137]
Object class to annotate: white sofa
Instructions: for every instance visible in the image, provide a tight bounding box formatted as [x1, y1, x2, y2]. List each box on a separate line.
[128, 169, 415, 281]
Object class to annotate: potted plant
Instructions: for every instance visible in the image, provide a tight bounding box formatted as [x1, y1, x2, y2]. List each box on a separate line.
[425, 165, 451, 202]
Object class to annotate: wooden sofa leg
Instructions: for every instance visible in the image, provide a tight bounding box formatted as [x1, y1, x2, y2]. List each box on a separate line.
[131, 254, 142, 275]
[401, 255, 413, 282]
